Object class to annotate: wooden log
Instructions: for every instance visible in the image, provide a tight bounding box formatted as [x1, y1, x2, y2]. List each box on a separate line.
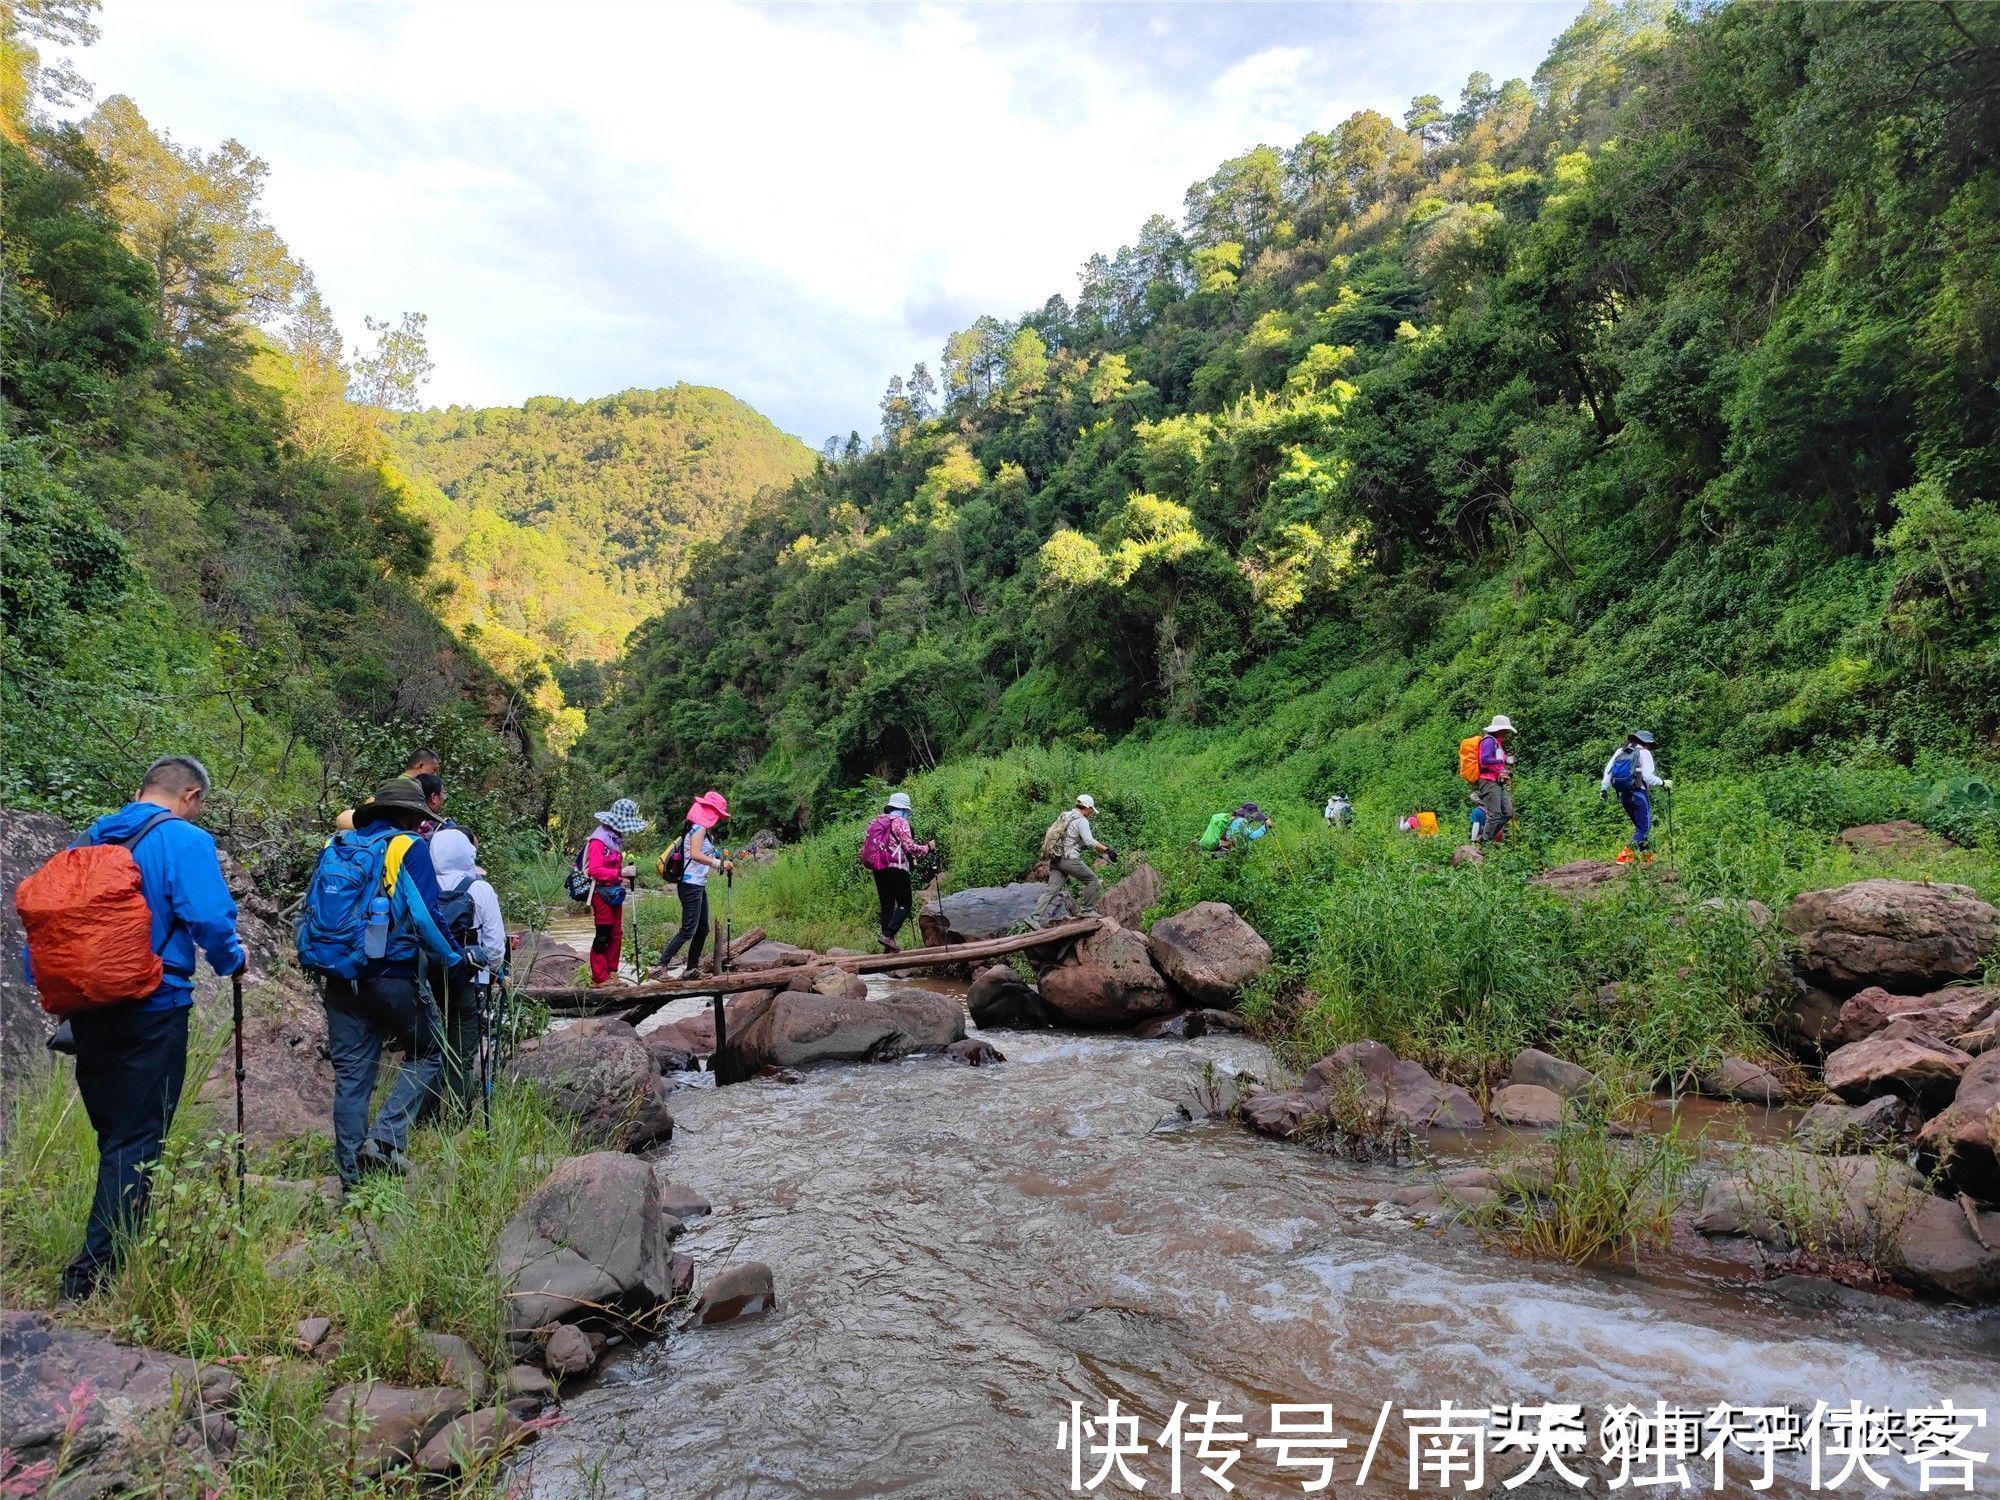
[513, 916, 1109, 1021]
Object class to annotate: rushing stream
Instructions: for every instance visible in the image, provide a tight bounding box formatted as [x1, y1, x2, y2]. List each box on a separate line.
[521, 981, 2000, 1498]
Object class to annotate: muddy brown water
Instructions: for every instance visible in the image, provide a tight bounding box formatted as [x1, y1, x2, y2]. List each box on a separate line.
[522, 980, 2000, 1498]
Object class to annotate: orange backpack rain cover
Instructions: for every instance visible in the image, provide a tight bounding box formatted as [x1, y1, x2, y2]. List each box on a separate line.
[15, 843, 164, 1016]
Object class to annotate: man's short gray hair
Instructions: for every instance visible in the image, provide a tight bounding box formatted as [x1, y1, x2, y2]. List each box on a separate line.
[140, 755, 211, 796]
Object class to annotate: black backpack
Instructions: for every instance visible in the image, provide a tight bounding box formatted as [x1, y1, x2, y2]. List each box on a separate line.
[437, 874, 480, 949]
[564, 846, 594, 903]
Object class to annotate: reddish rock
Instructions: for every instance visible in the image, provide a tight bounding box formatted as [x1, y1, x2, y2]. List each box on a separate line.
[1039, 925, 1175, 1027]
[649, 1165, 711, 1221]
[1697, 1057, 1784, 1105]
[1491, 1084, 1564, 1128]
[1823, 1019, 1972, 1107]
[644, 1012, 716, 1062]
[1237, 1088, 1324, 1140]
[509, 1020, 674, 1151]
[1885, 1194, 2000, 1302]
[1133, 1008, 1249, 1041]
[1837, 821, 1950, 856]
[786, 966, 867, 1001]
[945, 1037, 1006, 1066]
[1144, 902, 1273, 1007]
[321, 1382, 472, 1475]
[967, 964, 1055, 1029]
[1097, 858, 1162, 929]
[541, 1323, 593, 1377]
[1530, 860, 1653, 899]
[492, 1152, 670, 1334]
[691, 1263, 777, 1326]
[515, 931, 587, 988]
[1833, 985, 1994, 1046]
[718, 987, 963, 1078]
[1305, 1041, 1484, 1130]
[416, 1407, 523, 1475]
[735, 939, 818, 968]
[1918, 1051, 2000, 1201]
[1508, 1047, 1597, 1099]
[669, 1253, 696, 1299]
[1795, 1095, 1916, 1154]
[1451, 842, 1484, 867]
[1693, 1152, 1927, 1253]
[1783, 879, 1998, 995]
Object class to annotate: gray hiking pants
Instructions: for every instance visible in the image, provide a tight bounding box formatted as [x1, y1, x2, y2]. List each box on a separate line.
[1045, 855, 1101, 915]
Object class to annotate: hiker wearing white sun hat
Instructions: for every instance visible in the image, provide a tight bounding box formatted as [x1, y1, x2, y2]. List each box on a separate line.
[1473, 714, 1517, 842]
[1037, 793, 1114, 918]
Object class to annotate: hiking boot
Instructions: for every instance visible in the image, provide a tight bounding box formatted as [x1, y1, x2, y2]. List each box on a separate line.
[878, 935, 901, 955]
[355, 1139, 410, 1178]
[1615, 847, 1634, 865]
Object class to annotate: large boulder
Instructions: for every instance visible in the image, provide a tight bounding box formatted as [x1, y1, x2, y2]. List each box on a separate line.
[1304, 1040, 1485, 1130]
[1490, 1083, 1564, 1128]
[717, 987, 964, 1078]
[514, 931, 587, 989]
[492, 1152, 671, 1334]
[1238, 1087, 1325, 1140]
[1782, 879, 1998, 995]
[509, 1018, 674, 1150]
[1884, 1194, 2000, 1302]
[1507, 1047, 1597, 1099]
[1794, 1095, 1916, 1154]
[1097, 859, 1162, 930]
[1144, 902, 1272, 1008]
[735, 939, 817, 969]
[198, 981, 334, 1143]
[0, 1311, 234, 1492]
[0, 811, 69, 1094]
[917, 883, 1049, 946]
[967, 964, 1056, 1029]
[1822, 1019, 1972, 1107]
[1038, 925, 1175, 1028]
[1693, 1151, 1927, 1252]
[1837, 821, 1949, 857]
[1918, 1051, 2000, 1201]
[1695, 1057, 1784, 1105]
[321, 1381, 473, 1475]
[1831, 984, 1995, 1046]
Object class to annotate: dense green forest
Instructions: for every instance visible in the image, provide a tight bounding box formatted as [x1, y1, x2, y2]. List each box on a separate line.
[590, 0, 1999, 841]
[387, 388, 813, 709]
[0, 4, 560, 879]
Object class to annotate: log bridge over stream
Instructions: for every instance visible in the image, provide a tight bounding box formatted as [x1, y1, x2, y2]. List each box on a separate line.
[513, 915, 1109, 1028]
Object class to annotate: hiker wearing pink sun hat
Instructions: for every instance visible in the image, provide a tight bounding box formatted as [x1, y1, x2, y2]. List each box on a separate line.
[657, 790, 732, 974]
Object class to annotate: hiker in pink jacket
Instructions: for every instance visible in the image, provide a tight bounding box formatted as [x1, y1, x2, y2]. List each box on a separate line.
[586, 798, 646, 985]
[860, 792, 933, 954]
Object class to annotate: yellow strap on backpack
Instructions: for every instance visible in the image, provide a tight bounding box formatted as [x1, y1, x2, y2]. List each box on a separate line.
[382, 832, 413, 895]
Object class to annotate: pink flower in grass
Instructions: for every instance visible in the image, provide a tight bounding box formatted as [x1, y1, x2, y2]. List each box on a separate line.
[59, 1382, 95, 1440]
[0, 1449, 58, 1497]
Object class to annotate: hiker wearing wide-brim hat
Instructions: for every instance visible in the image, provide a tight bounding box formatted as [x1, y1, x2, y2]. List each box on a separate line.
[861, 791, 934, 953]
[1472, 714, 1517, 843]
[1226, 801, 1272, 846]
[585, 799, 644, 986]
[1037, 793, 1113, 920]
[354, 776, 435, 830]
[657, 791, 733, 976]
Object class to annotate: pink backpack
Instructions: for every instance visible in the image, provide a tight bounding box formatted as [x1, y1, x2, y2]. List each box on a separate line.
[859, 814, 900, 872]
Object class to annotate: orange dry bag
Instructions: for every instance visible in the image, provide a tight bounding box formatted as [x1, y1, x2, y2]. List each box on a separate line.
[14, 812, 177, 1017]
[1457, 736, 1483, 784]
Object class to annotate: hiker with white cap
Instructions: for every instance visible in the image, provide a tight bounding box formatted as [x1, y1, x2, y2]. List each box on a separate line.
[1601, 729, 1669, 864]
[657, 790, 732, 975]
[1472, 714, 1516, 843]
[1038, 793, 1114, 918]
[859, 791, 935, 953]
[585, 797, 646, 986]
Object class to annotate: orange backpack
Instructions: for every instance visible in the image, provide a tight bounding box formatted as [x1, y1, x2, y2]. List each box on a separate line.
[1457, 735, 1483, 783]
[14, 812, 177, 1017]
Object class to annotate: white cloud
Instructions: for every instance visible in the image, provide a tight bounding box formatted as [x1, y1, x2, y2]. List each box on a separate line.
[62, 0, 1582, 441]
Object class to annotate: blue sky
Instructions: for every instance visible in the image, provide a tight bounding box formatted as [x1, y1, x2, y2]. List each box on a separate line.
[66, 1, 1585, 444]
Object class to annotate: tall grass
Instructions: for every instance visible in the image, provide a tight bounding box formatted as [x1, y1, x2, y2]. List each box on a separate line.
[0, 1024, 581, 1496]
[711, 736, 1999, 1082]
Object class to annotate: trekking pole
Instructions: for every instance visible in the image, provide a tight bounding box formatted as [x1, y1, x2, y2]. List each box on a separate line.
[721, 863, 734, 975]
[231, 969, 246, 1212]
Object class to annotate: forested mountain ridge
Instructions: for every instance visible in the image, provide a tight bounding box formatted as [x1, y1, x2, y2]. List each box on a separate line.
[589, 0, 2000, 834]
[0, 11, 561, 877]
[387, 388, 815, 685]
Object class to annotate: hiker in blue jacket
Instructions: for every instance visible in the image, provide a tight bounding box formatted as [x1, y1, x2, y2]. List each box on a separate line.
[317, 777, 466, 1183]
[33, 756, 245, 1300]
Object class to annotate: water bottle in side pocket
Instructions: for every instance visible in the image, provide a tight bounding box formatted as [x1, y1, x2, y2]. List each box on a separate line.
[363, 895, 390, 959]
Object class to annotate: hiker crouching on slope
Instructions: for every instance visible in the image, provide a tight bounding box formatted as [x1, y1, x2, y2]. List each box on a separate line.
[585, 798, 646, 986]
[1039, 793, 1114, 918]
[307, 777, 463, 1183]
[1601, 729, 1670, 864]
[861, 792, 934, 954]
[1472, 714, 1516, 843]
[657, 792, 732, 976]
[19, 755, 245, 1300]
[424, 827, 507, 1118]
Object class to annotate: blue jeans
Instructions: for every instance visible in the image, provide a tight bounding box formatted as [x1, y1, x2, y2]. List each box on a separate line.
[1619, 788, 1653, 850]
[65, 1003, 189, 1296]
[323, 972, 441, 1183]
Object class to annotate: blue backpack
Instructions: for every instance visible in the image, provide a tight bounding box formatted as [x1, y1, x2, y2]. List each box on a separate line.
[1608, 746, 1641, 794]
[297, 828, 396, 979]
